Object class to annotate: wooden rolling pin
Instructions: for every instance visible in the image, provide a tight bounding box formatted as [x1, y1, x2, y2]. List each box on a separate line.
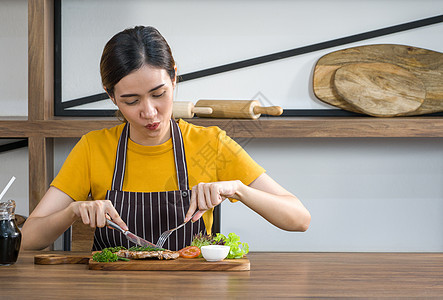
[172, 101, 213, 118]
[195, 100, 283, 119]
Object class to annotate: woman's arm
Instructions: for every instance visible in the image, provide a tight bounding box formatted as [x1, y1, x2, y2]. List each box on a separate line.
[186, 173, 311, 232]
[237, 173, 310, 231]
[21, 186, 127, 250]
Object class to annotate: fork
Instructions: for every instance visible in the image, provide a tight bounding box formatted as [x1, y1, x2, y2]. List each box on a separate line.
[156, 211, 198, 248]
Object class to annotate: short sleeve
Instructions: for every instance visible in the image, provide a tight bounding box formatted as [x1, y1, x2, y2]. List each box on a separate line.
[216, 130, 265, 185]
[51, 135, 91, 201]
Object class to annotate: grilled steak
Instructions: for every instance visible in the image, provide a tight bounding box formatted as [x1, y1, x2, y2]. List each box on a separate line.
[158, 251, 180, 260]
[115, 249, 179, 260]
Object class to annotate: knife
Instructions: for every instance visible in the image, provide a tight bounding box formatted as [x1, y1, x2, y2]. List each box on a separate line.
[106, 219, 163, 250]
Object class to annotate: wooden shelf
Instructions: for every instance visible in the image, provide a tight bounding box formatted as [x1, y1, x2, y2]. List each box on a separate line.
[187, 117, 443, 138]
[1, 116, 443, 138]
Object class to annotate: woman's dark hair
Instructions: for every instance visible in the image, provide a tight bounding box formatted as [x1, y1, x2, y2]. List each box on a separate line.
[100, 26, 176, 97]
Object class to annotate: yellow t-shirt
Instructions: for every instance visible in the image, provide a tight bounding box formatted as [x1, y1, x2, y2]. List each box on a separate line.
[51, 119, 265, 231]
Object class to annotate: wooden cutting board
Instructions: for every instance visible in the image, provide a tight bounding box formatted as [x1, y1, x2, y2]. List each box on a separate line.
[313, 44, 443, 116]
[34, 254, 250, 271]
[334, 62, 426, 117]
[88, 257, 250, 271]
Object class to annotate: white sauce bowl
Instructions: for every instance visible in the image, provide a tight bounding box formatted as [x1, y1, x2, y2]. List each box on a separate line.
[201, 245, 230, 262]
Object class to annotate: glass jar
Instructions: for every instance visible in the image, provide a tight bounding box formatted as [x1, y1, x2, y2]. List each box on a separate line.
[0, 200, 22, 265]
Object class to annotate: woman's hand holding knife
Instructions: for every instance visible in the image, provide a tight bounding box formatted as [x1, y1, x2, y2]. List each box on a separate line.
[70, 199, 128, 231]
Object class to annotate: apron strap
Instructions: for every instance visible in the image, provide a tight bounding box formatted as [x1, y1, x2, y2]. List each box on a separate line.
[170, 119, 190, 190]
[110, 119, 189, 191]
[111, 122, 129, 191]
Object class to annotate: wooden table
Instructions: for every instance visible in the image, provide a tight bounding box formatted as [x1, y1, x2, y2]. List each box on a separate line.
[1, 251, 442, 298]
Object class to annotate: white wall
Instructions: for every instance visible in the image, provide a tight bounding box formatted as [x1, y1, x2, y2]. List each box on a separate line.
[0, 0, 28, 217]
[0, 0, 27, 116]
[61, 0, 443, 110]
[0, 139, 28, 217]
[1, 0, 442, 251]
[226, 138, 443, 252]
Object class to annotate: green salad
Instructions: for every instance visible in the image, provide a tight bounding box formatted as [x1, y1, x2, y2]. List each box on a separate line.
[92, 248, 130, 262]
[191, 232, 249, 259]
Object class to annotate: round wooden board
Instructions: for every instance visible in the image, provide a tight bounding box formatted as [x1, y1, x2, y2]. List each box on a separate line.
[334, 62, 426, 117]
[313, 44, 443, 116]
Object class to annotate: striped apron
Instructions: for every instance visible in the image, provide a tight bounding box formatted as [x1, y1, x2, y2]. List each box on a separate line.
[92, 119, 205, 251]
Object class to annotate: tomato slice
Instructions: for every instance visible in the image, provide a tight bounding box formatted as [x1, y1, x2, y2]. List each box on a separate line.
[179, 246, 201, 258]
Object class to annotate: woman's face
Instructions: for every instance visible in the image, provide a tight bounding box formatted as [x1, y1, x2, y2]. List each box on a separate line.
[111, 65, 176, 146]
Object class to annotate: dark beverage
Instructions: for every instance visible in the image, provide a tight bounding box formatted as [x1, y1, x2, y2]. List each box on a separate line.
[0, 219, 21, 265]
[0, 200, 22, 266]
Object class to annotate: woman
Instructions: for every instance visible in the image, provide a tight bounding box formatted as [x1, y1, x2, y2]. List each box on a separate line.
[22, 26, 310, 251]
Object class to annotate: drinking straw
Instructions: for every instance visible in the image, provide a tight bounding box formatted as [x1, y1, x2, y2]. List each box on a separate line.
[0, 176, 16, 201]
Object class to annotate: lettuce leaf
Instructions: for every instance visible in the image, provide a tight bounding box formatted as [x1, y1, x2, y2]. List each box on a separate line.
[214, 232, 249, 259]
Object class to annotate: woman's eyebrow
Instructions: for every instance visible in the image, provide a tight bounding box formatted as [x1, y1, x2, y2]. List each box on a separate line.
[120, 83, 166, 97]
[149, 83, 166, 92]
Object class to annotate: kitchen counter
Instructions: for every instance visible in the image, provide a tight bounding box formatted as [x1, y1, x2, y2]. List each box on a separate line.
[1, 251, 442, 298]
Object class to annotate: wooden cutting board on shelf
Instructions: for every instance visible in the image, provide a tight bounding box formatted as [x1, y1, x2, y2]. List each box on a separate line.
[34, 254, 250, 271]
[333, 62, 426, 117]
[313, 44, 443, 116]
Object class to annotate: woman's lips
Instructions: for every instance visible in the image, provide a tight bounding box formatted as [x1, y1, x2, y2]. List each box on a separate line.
[146, 122, 160, 130]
